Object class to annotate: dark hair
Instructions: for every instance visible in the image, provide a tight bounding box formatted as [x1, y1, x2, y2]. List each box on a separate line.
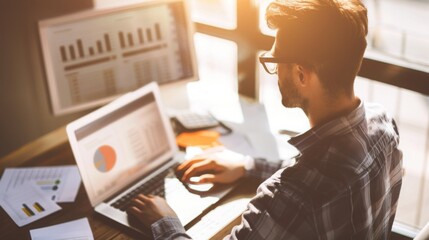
[266, 0, 368, 95]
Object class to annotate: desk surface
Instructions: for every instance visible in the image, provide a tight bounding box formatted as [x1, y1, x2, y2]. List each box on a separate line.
[0, 127, 259, 239]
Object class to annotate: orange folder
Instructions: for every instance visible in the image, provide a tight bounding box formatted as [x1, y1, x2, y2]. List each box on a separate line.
[176, 130, 222, 149]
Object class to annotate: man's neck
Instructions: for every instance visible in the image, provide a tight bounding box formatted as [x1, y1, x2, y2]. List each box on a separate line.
[306, 94, 361, 128]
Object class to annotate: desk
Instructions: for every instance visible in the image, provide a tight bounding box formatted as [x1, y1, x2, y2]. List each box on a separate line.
[0, 126, 260, 239]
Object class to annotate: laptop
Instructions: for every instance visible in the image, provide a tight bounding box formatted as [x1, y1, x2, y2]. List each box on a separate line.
[66, 82, 235, 236]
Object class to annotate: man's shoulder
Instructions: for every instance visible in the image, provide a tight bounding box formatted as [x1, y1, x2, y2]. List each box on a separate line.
[364, 102, 400, 146]
[274, 162, 349, 208]
[322, 102, 400, 174]
[269, 101, 401, 210]
[276, 143, 369, 208]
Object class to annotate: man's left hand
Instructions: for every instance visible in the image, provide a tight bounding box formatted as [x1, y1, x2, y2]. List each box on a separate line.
[126, 194, 178, 227]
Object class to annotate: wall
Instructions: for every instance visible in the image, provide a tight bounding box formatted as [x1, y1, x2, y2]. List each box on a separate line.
[0, 0, 93, 158]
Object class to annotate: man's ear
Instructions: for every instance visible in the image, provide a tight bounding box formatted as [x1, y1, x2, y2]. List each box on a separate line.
[294, 64, 308, 86]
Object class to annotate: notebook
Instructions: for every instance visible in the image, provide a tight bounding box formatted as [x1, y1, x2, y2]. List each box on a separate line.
[66, 82, 235, 237]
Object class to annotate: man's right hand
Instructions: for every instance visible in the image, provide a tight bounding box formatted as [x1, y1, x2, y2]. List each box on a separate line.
[176, 149, 247, 184]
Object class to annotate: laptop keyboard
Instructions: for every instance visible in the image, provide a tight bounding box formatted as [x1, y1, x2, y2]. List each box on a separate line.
[111, 164, 179, 212]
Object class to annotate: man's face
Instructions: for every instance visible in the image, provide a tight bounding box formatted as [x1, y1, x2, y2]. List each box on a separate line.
[276, 62, 304, 109]
[271, 35, 305, 109]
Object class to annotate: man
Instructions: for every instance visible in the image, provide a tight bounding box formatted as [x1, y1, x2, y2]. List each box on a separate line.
[127, 0, 403, 239]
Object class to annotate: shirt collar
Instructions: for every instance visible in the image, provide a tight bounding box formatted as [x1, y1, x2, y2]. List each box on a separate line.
[288, 100, 366, 153]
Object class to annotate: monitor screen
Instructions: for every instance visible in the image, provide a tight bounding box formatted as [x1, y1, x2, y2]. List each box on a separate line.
[39, 0, 198, 115]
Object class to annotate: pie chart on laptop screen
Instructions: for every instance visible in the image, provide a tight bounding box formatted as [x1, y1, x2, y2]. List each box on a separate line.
[93, 145, 116, 172]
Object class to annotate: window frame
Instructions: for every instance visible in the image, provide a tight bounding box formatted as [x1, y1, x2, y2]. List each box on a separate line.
[193, 0, 429, 97]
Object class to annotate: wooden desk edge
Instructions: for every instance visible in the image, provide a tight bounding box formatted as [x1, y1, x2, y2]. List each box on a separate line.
[211, 216, 242, 239]
[0, 126, 68, 168]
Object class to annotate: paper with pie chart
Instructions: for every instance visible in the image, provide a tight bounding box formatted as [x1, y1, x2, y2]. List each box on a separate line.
[93, 145, 117, 172]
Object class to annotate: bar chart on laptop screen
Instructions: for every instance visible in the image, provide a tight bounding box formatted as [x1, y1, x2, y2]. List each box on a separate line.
[39, 4, 187, 114]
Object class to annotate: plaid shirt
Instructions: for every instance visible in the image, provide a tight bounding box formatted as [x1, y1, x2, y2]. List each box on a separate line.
[151, 101, 403, 240]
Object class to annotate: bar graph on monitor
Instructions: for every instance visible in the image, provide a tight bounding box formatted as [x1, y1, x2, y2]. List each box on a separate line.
[39, 1, 197, 115]
[59, 34, 112, 63]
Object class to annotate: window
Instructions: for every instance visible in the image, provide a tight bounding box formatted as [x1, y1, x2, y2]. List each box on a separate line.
[258, 0, 275, 36]
[365, 0, 429, 67]
[190, 0, 237, 30]
[187, 33, 241, 123]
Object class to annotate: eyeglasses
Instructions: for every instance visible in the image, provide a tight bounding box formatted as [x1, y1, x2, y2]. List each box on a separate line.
[259, 51, 291, 75]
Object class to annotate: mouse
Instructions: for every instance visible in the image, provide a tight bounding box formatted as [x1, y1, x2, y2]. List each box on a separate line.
[186, 176, 214, 192]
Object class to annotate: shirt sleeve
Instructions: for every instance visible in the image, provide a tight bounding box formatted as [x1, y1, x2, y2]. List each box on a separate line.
[224, 181, 317, 240]
[151, 216, 192, 240]
[244, 157, 289, 180]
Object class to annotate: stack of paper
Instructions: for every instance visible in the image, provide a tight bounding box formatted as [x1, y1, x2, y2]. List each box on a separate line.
[30, 218, 94, 240]
[0, 165, 81, 227]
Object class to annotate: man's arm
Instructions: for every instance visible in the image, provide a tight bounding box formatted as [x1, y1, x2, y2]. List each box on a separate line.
[225, 181, 317, 239]
[151, 217, 191, 240]
[148, 179, 316, 240]
[244, 157, 286, 180]
[177, 148, 290, 184]
[128, 149, 294, 239]
[127, 194, 192, 240]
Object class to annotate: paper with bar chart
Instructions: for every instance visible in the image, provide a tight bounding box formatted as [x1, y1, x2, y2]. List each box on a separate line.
[0, 183, 61, 227]
[0, 166, 81, 202]
[39, 4, 188, 115]
[77, 101, 169, 199]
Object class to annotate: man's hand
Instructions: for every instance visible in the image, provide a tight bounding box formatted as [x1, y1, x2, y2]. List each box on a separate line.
[176, 149, 247, 184]
[127, 194, 178, 227]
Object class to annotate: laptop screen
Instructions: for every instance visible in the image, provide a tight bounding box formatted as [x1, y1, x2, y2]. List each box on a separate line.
[67, 83, 176, 206]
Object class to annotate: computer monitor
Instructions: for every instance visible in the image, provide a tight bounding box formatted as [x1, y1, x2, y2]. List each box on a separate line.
[39, 0, 198, 115]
